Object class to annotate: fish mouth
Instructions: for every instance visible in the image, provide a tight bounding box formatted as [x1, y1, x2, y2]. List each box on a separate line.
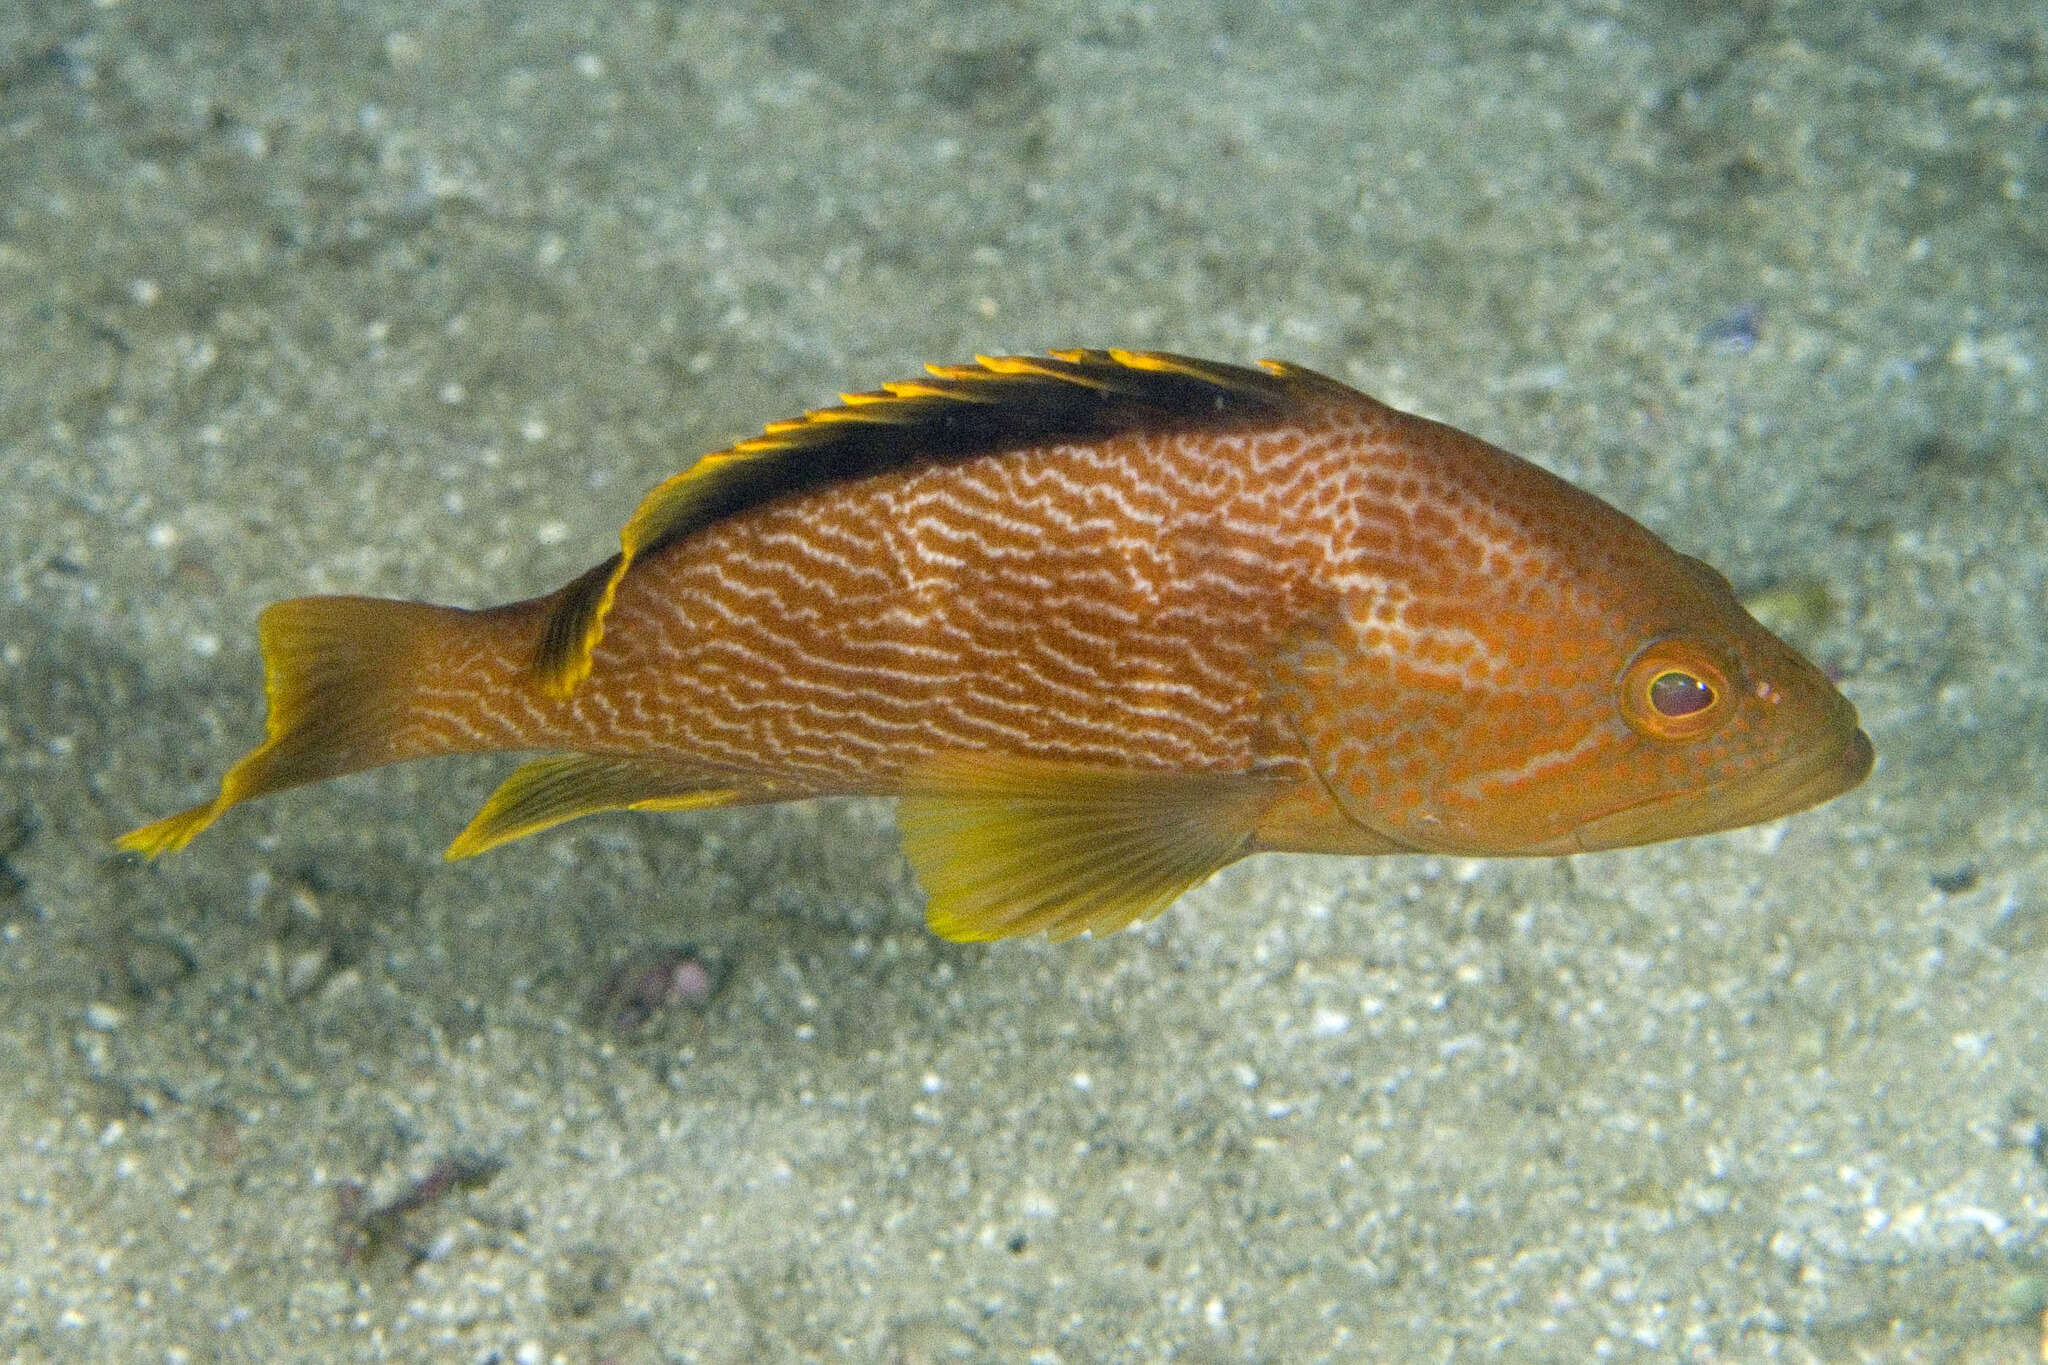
[1568, 722, 1874, 853]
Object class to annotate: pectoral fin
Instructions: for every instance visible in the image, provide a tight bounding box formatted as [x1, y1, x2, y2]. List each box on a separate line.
[897, 753, 1279, 943]
[446, 755, 741, 859]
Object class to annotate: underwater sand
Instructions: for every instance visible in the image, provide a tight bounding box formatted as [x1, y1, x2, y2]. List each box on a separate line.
[2, 1, 2044, 1360]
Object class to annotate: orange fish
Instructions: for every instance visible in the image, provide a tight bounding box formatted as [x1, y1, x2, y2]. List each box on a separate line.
[120, 350, 1873, 941]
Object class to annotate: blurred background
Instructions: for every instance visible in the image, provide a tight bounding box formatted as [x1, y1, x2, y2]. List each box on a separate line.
[1, 1, 2042, 1360]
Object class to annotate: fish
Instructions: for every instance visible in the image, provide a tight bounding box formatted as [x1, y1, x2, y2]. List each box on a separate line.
[118, 349, 1874, 941]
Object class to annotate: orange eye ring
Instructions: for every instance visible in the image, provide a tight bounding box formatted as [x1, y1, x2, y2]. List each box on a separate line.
[1619, 637, 1733, 741]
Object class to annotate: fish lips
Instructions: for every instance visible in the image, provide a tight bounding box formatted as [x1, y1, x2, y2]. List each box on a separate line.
[1563, 722, 1874, 854]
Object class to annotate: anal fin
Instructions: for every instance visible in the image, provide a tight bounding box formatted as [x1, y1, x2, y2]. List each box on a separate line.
[897, 753, 1281, 943]
[446, 755, 743, 859]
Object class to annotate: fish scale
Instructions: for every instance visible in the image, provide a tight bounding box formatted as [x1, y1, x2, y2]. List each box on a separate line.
[597, 440, 1299, 779]
[119, 349, 1871, 942]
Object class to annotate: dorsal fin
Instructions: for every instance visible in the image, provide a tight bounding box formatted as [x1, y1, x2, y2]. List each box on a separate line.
[532, 349, 1359, 696]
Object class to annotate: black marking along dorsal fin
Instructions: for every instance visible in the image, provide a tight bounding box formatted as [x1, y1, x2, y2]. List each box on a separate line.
[532, 349, 1359, 696]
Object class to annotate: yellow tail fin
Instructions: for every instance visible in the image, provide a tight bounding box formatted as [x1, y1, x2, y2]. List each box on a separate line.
[119, 595, 477, 856]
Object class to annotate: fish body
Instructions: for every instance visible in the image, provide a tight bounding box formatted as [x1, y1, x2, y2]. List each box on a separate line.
[121, 351, 1872, 940]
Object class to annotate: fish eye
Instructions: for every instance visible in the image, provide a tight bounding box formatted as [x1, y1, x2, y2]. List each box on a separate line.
[1649, 669, 1714, 717]
[1619, 638, 1732, 741]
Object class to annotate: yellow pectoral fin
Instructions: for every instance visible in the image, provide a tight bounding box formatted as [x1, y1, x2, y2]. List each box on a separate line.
[446, 755, 741, 859]
[897, 753, 1280, 943]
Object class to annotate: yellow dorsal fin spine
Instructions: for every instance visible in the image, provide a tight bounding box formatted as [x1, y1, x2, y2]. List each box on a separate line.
[528, 350, 1347, 699]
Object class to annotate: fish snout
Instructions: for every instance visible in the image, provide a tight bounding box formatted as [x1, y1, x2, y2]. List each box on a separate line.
[1565, 712, 1872, 854]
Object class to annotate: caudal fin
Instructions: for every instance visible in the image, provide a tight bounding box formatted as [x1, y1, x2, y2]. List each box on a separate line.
[119, 595, 484, 857]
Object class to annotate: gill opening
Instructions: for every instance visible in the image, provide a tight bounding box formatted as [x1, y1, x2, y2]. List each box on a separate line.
[1275, 707, 1427, 854]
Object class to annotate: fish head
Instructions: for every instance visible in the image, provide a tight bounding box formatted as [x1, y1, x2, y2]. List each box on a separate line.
[1273, 446, 1872, 858]
[1525, 552, 1874, 855]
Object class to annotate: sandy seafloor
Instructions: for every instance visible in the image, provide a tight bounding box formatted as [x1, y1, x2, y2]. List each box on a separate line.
[2, 0, 2044, 1360]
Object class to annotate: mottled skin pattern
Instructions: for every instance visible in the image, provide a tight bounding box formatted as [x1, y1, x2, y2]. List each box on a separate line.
[383, 382, 1867, 860]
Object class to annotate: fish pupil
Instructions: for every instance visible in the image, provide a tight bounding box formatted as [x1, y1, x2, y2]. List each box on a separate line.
[1649, 670, 1715, 717]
